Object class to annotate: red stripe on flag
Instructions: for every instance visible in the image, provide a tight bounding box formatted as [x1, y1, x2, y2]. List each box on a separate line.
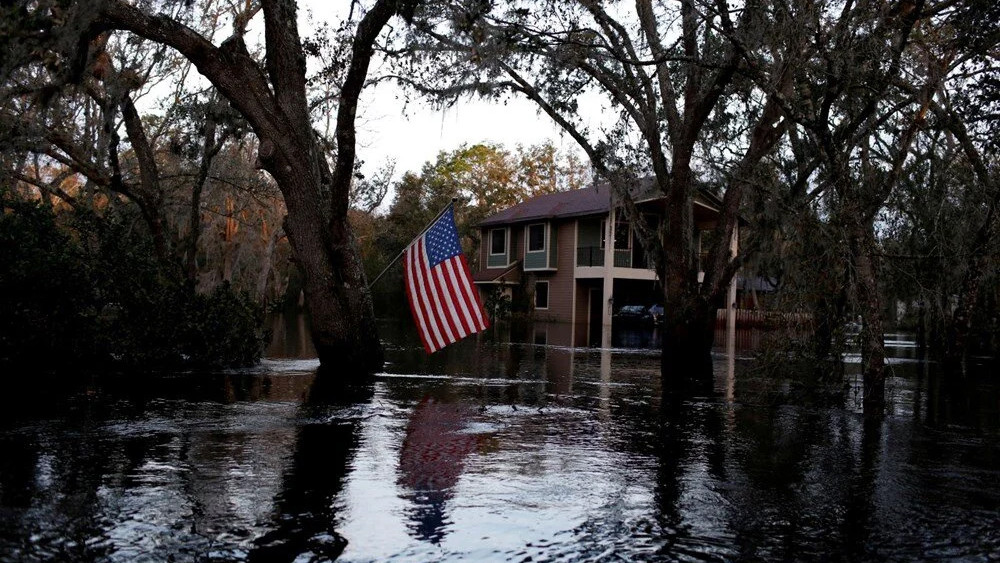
[440, 259, 474, 336]
[460, 254, 490, 330]
[446, 256, 482, 332]
[417, 238, 454, 348]
[411, 240, 444, 352]
[426, 257, 460, 343]
[432, 264, 468, 339]
[403, 244, 433, 354]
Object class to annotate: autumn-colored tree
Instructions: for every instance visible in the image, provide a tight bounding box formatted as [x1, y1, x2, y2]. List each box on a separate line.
[365, 141, 587, 313]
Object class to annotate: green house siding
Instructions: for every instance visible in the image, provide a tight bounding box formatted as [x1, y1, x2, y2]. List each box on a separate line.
[576, 218, 604, 266]
[548, 225, 558, 269]
[524, 251, 548, 270]
[523, 222, 556, 270]
[487, 253, 507, 268]
[486, 227, 509, 268]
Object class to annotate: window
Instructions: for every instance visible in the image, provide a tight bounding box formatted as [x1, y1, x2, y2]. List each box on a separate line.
[600, 219, 631, 249]
[698, 229, 715, 271]
[614, 220, 631, 250]
[489, 228, 507, 256]
[527, 223, 546, 252]
[534, 281, 549, 309]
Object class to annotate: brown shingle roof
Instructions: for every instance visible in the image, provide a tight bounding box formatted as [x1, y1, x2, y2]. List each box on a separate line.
[478, 178, 721, 227]
[478, 185, 614, 227]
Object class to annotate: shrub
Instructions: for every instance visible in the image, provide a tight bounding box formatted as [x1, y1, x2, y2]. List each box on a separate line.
[0, 197, 267, 371]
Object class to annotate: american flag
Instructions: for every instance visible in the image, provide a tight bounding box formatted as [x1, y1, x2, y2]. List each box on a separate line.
[404, 205, 489, 353]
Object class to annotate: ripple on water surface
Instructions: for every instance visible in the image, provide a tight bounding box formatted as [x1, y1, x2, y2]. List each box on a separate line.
[1, 335, 998, 562]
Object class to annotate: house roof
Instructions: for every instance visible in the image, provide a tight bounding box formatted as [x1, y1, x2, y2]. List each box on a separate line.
[478, 178, 723, 227]
[478, 184, 615, 227]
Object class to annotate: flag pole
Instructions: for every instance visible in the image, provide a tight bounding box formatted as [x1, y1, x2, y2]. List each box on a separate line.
[368, 197, 459, 289]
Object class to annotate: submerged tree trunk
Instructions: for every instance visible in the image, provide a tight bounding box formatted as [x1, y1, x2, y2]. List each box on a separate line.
[846, 213, 886, 411]
[660, 143, 715, 380]
[661, 293, 716, 387]
[272, 153, 382, 371]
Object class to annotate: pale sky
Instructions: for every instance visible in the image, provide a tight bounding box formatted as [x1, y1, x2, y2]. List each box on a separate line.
[302, 2, 591, 183]
[135, 3, 592, 198]
[355, 84, 574, 177]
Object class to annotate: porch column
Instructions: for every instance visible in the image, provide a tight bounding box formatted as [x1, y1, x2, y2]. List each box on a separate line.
[602, 208, 616, 347]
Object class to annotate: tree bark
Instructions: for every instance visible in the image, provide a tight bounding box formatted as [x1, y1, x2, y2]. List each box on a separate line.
[184, 97, 223, 284]
[845, 212, 886, 411]
[660, 293, 716, 387]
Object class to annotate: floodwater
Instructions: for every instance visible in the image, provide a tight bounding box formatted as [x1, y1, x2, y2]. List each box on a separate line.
[1, 318, 998, 562]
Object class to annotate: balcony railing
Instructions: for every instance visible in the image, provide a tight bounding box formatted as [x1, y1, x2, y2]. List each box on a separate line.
[577, 246, 651, 269]
[577, 246, 604, 267]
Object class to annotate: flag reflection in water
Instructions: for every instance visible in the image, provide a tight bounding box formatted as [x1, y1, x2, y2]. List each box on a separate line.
[397, 395, 483, 544]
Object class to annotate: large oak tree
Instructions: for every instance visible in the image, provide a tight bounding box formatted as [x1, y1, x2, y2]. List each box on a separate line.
[5, 0, 417, 374]
[402, 0, 795, 378]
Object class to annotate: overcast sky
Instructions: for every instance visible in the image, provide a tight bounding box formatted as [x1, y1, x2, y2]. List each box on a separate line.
[301, 2, 588, 183]
[354, 83, 573, 177]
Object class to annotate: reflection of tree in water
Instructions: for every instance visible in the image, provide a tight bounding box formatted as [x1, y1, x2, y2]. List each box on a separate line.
[248, 375, 372, 562]
[397, 396, 479, 544]
[650, 378, 887, 560]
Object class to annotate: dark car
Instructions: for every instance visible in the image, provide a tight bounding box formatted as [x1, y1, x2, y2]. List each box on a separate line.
[614, 305, 652, 323]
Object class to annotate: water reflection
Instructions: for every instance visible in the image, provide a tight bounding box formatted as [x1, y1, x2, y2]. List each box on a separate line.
[248, 376, 372, 562]
[1, 319, 998, 562]
[397, 396, 483, 544]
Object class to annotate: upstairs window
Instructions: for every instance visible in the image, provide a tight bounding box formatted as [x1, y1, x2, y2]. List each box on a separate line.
[614, 219, 631, 250]
[527, 223, 546, 252]
[490, 228, 507, 256]
[600, 219, 631, 249]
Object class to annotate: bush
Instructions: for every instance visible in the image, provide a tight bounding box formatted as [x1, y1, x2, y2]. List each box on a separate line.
[0, 197, 267, 371]
[0, 198, 101, 365]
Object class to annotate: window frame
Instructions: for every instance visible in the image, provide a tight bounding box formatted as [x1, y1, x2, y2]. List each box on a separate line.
[534, 280, 550, 310]
[489, 227, 508, 258]
[526, 223, 547, 253]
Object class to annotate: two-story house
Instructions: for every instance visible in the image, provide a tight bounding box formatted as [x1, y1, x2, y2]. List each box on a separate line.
[472, 180, 732, 347]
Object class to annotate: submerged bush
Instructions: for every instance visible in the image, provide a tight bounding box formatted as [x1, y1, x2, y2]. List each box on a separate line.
[0, 198, 101, 365]
[0, 197, 267, 370]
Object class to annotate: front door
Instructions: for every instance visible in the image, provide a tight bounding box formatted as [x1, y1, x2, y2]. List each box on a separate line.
[588, 287, 603, 347]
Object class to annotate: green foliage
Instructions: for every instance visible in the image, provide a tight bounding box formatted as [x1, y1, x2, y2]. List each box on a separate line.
[0, 195, 100, 365]
[482, 286, 512, 322]
[0, 194, 267, 371]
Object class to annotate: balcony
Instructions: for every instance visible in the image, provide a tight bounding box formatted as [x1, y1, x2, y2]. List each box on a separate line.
[576, 246, 650, 269]
[576, 246, 604, 267]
